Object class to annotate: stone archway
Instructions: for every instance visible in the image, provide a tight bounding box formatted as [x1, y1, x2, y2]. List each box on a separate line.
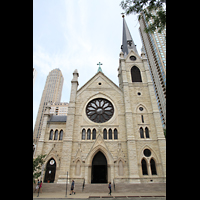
[44, 158, 56, 183]
[91, 151, 107, 183]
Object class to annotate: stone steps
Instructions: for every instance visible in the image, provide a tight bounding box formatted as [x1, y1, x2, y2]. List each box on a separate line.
[33, 183, 166, 194]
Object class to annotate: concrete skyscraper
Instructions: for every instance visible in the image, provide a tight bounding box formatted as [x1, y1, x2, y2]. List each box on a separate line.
[33, 68, 64, 144]
[139, 12, 166, 128]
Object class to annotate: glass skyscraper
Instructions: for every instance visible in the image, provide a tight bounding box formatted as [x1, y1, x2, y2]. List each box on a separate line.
[139, 12, 166, 128]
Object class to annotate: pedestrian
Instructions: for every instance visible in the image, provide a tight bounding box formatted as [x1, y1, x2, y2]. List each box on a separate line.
[39, 180, 42, 193]
[108, 182, 112, 195]
[34, 179, 40, 193]
[70, 180, 76, 195]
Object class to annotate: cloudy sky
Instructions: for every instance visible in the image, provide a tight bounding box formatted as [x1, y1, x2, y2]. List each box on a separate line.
[33, 0, 142, 127]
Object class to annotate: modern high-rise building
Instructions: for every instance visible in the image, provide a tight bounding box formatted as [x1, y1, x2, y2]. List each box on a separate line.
[139, 12, 166, 128]
[33, 68, 37, 86]
[33, 68, 64, 144]
[49, 102, 68, 116]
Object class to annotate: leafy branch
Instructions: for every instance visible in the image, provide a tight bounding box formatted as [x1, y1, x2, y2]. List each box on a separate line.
[120, 0, 166, 33]
[33, 154, 46, 183]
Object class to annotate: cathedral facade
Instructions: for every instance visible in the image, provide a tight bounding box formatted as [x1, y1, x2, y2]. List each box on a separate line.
[34, 17, 166, 184]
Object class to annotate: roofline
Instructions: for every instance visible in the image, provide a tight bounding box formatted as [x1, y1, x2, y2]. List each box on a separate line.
[77, 71, 122, 94]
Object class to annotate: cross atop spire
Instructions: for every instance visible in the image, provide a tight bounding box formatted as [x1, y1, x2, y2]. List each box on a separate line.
[121, 15, 138, 57]
[97, 62, 103, 73]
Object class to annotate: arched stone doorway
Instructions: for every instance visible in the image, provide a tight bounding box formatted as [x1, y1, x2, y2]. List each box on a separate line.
[91, 151, 107, 183]
[44, 158, 56, 183]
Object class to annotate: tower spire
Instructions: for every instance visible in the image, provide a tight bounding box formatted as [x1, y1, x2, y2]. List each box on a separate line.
[121, 15, 138, 57]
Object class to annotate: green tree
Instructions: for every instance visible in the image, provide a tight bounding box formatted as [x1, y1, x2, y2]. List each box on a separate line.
[33, 154, 46, 183]
[163, 129, 166, 138]
[120, 0, 166, 33]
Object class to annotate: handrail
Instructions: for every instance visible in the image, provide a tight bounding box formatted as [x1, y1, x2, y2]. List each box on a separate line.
[82, 178, 85, 191]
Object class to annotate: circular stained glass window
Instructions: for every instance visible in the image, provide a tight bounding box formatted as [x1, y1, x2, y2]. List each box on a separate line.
[139, 107, 143, 111]
[144, 149, 151, 157]
[86, 98, 114, 123]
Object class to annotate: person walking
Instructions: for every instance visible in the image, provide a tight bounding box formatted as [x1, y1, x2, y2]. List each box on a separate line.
[108, 182, 112, 195]
[34, 179, 40, 193]
[70, 180, 76, 195]
[39, 180, 42, 193]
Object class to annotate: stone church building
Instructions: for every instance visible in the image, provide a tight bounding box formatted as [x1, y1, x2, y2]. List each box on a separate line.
[34, 16, 166, 184]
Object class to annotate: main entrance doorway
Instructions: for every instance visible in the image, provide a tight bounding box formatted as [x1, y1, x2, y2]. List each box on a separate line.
[91, 151, 107, 183]
[44, 158, 56, 183]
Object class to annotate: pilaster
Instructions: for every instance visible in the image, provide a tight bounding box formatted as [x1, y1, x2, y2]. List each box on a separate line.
[119, 55, 140, 181]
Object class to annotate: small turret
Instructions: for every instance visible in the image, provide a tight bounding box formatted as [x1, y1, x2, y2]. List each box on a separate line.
[70, 69, 79, 103]
[71, 69, 79, 84]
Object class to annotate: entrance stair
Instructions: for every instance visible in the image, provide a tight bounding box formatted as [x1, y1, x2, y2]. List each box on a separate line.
[33, 183, 166, 194]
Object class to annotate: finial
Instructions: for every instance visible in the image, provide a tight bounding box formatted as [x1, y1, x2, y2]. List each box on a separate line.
[121, 13, 125, 18]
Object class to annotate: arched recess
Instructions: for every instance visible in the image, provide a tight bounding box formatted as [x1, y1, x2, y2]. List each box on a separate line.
[150, 158, 157, 175]
[75, 160, 81, 176]
[91, 151, 107, 183]
[139, 145, 160, 163]
[118, 159, 124, 176]
[135, 103, 149, 113]
[49, 129, 53, 140]
[59, 130, 63, 140]
[141, 158, 148, 175]
[131, 66, 142, 82]
[44, 157, 56, 183]
[86, 145, 113, 166]
[54, 129, 58, 140]
[85, 145, 114, 184]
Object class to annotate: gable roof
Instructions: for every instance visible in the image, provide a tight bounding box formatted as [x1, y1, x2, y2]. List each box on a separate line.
[77, 71, 122, 95]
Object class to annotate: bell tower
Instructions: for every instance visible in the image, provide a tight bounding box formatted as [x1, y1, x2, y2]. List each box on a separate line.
[118, 15, 166, 182]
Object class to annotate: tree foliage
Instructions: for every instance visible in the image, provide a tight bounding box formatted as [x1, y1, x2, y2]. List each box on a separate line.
[163, 129, 166, 138]
[120, 0, 166, 34]
[33, 154, 46, 183]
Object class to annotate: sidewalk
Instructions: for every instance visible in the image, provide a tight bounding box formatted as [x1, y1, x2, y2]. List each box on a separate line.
[33, 191, 166, 199]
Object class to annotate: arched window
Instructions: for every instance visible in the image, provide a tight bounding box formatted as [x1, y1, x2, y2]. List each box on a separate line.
[82, 129, 86, 140]
[145, 127, 150, 138]
[103, 128, 107, 139]
[49, 130, 53, 140]
[141, 115, 144, 123]
[54, 130, 58, 140]
[140, 127, 144, 138]
[87, 129, 91, 140]
[92, 129, 96, 140]
[150, 158, 157, 175]
[141, 159, 148, 175]
[131, 66, 142, 82]
[109, 129, 112, 139]
[114, 128, 118, 139]
[59, 130, 63, 140]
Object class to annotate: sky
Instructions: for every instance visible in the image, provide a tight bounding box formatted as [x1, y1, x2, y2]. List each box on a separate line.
[33, 0, 143, 128]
